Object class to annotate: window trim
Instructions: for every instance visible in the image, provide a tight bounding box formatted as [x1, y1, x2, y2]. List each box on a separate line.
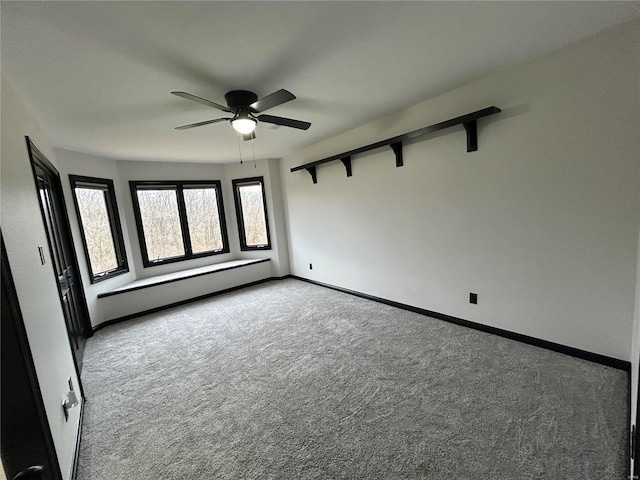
[69, 175, 129, 283]
[129, 180, 230, 268]
[232, 176, 271, 251]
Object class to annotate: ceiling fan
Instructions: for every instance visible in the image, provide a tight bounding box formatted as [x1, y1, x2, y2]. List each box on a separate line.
[171, 89, 311, 139]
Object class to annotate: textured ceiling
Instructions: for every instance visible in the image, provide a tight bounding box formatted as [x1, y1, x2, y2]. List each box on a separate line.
[2, 1, 638, 163]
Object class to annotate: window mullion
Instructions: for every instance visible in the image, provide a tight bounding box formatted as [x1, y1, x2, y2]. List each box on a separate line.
[176, 184, 192, 256]
[130, 183, 151, 265]
[104, 189, 127, 268]
[217, 185, 230, 253]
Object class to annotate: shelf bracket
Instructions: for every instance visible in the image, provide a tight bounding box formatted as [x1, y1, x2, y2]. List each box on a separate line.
[340, 156, 352, 177]
[463, 120, 478, 152]
[306, 166, 317, 184]
[390, 142, 403, 167]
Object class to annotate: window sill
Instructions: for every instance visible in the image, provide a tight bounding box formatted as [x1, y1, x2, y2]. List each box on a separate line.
[90, 266, 129, 284]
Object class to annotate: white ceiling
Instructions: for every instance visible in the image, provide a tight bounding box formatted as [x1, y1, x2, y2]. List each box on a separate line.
[2, 1, 638, 164]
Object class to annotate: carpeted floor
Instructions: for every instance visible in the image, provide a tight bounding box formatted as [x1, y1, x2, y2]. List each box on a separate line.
[77, 279, 628, 479]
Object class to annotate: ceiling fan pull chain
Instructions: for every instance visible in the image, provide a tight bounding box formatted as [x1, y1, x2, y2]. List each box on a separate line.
[251, 135, 257, 168]
[236, 132, 243, 164]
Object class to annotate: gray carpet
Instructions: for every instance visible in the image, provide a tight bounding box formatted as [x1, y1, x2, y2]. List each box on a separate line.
[77, 279, 628, 479]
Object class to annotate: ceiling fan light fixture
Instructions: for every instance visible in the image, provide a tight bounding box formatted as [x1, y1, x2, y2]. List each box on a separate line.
[231, 117, 257, 135]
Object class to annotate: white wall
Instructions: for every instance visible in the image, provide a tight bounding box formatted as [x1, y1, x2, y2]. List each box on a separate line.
[55, 149, 137, 327]
[55, 151, 290, 327]
[1, 74, 82, 480]
[280, 20, 640, 362]
[267, 157, 291, 276]
[224, 158, 290, 276]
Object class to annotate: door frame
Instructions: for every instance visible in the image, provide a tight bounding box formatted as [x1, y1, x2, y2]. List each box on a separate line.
[26, 137, 91, 382]
[1, 232, 63, 480]
[634, 364, 640, 478]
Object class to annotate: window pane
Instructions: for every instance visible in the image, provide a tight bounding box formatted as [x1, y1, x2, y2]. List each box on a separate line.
[136, 189, 185, 261]
[183, 188, 223, 253]
[75, 188, 118, 274]
[238, 184, 268, 247]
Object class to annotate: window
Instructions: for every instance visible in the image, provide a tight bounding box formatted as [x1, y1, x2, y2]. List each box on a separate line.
[130, 180, 229, 267]
[69, 175, 129, 283]
[232, 177, 271, 251]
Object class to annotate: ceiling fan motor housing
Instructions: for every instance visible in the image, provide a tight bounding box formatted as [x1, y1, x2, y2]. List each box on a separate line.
[225, 90, 258, 111]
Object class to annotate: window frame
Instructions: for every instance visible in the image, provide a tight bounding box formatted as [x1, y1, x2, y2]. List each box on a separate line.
[69, 174, 129, 283]
[232, 176, 271, 251]
[129, 180, 230, 268]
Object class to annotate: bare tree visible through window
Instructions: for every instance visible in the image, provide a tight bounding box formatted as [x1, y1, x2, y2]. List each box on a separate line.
[240, 185, 267, 246]
[130, 180, 229, 266]
[233, 177, 270, 250]
[70, 175, 128, 282]
[136, 189, 185, 261]
[75, 188, 118, 273]
[184, 188, 223, 253]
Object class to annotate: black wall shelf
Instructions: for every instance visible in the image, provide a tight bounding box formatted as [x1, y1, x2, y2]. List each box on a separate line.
[291, 106, 501, 184]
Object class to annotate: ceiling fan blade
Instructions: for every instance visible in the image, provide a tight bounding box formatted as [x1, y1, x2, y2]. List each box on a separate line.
[242, 132, 256, 141]
[174, 118, 230, 130]
[250, 89, 295, 113]
[171, 91, 232, 112]
[258, 114, 311, 130]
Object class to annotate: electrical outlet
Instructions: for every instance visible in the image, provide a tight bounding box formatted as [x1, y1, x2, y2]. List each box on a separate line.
[470, 293, 478, 304]
[309, 263, 313, 270]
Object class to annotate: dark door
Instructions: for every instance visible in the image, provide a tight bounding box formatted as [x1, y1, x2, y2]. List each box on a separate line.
[27, 137, 91, 372]
[635, 366, 640, 478]
[1, 234, 62, 480]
